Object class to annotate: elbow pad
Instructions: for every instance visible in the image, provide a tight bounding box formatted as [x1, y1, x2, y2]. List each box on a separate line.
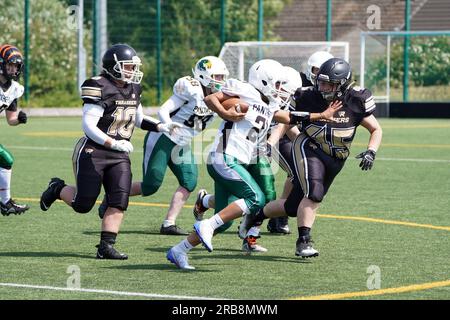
[289, 111, 310, 124]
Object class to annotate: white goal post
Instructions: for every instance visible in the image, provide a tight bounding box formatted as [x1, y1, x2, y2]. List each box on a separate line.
[219, 41, 349, 81]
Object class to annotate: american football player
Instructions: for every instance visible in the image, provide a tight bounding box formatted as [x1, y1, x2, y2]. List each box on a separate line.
[240, 58, 383, 258]
[39, 44, 177, 259]
[97, 56, 229, 236]
[0, 45, 29, 216]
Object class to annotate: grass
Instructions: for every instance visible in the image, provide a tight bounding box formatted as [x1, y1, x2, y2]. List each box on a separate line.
[0, 117, 449, 300]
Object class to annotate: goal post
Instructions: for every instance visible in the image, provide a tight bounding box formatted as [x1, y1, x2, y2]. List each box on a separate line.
[219, 41, 350, 81]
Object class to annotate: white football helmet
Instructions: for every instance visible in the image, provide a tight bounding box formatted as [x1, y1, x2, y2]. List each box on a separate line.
[279, 66, 302, 108]
[192, 56, 229, 92]
[248, 59, 285, 104]
[306, 51, 334, 83]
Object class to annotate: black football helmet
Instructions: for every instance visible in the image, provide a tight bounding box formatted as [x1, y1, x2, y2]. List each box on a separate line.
[102, 44, 143, 84]
[0, 45, 24, 81]
[315, 58, 352, 101]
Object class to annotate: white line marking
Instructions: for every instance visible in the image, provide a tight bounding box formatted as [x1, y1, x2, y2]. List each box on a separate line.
[0, 282, 227, 300]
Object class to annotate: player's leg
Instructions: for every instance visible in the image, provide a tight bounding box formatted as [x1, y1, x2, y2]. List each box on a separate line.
[0, 144, 29, 215]
[97, 153, 132, 260]
[162, 144, 198, 235]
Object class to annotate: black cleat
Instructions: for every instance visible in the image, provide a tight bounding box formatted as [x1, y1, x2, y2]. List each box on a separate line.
[193, 189, 209, 221]
[98, 196, 107, 219]
[1, 199, 30, 216]
[96, 240, 128, 260]
[40, 177, 65, 211]
[295, 236, 319, 258]
[267, 216, 291, 234]
[160, 224, 189, 235]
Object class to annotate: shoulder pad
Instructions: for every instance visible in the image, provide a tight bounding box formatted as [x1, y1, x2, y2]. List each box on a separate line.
[80, 77, 104, 102]
[173, 76, 201, 100]
[348, 87, 376, 115]
[11, 81, 24, 100]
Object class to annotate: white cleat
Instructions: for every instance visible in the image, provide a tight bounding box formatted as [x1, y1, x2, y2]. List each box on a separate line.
[166, 247, 195, 270]
[193, 220, 214, 252]
[242, 236, 268, 254]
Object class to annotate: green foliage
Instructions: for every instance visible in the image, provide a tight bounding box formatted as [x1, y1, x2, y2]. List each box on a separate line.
[366, 36, 450, 89]
[0, 0, 93, 107]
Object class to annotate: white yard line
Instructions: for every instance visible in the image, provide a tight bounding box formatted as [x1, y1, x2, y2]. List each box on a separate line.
[0, 282, 226, 300]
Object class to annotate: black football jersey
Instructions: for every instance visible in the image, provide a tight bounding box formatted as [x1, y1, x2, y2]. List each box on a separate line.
[292, 86, 376, 159]
[80, 75, 141, 142]
[300, 72, 314, 88]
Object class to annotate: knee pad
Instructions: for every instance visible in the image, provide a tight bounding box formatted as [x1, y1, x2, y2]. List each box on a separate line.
[306, 181, 325, 203]
[72, 198, 96, 214]
[180, 179, 197, 193]
[141, 181, 161, 196]
[0, 147, 14, 169]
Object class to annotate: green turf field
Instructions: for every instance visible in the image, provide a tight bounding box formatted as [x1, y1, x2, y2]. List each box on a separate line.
[0, 117, 449, 300]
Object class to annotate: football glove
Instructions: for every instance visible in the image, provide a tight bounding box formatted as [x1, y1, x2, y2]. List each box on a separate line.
[355, 149, 376, 171]
[111, 140, 134, 153]
[158, 122, 182, 135]
[18, 111, 27, 124]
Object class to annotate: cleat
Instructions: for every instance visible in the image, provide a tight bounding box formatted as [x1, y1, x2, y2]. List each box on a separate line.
[295, 236, 319, 258]
[166, 247, 195, 270]
[160, 224, 189, 235]
[98, 196, 107, 219]
[0, 199, 30, 216]
[193, 220, 214, 252]
[242, 236, 267, 254]
[238, 213, 259, 239]
[267, 217, 290, 234]
[193, 189, 209, 221]
[40, 177, 65, 211]
[96, 240, 128, 260]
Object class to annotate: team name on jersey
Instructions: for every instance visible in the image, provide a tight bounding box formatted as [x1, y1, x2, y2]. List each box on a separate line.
[193, 105, 214, 116]
[332, 110, 350, 123]
[251, 104, 273, 118]
[115, 100, 137, 106]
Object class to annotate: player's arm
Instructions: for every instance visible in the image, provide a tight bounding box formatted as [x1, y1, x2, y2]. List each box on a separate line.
[5, 100, 27, 126]
[273, 99, 342, 124]
[157, 94, 184, 124]
[136, 103, 181, 134]
[360, 114, 382, 153]
[285, 125, 300, 141]
[267, 123, 289, 146]
[204, 91, 245, 122]
[355, 114, 382, 170]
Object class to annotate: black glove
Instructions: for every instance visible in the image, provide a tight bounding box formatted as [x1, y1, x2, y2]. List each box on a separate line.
[18, 111, 27, 124]
[355, 149, 376, 171]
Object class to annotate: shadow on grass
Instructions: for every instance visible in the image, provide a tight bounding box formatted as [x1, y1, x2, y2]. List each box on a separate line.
[103, 264, 216, 273]
[82, 230, 161, 236]
[0, 251, 94, 259]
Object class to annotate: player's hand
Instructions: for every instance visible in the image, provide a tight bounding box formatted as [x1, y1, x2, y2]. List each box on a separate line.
[111, 139, 134, 153]
[158, 122, 182, 135]
[18, 111, 27, 124]
[321, 100, 342, 122]
[220, 108, 245, 122]
[355, 149, 376, 170]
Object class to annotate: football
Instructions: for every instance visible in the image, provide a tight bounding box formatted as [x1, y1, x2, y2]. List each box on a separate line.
[221, 98, 249, 113]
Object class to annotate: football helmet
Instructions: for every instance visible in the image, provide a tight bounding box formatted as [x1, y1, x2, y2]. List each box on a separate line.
[280, 66, 302, 108]
[0, 45, 24, 81]
[192, 56, 229, 92]
[248, 59, 285, 104]
[306, 51, 334, 83]
[315, 57, 352, 102]
[102, 44, 143, 84]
